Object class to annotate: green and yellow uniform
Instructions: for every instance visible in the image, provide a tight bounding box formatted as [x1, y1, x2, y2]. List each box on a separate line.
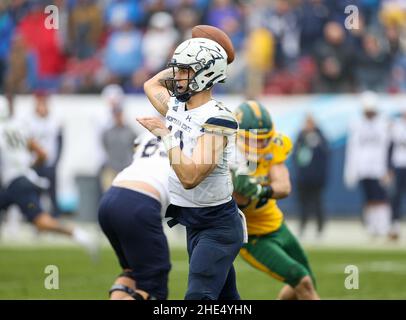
[239, 132, 289, 236]
[232, 101, 316, 288]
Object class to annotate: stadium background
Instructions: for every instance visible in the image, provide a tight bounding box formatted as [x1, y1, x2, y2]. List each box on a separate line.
[1, 0, 406, 300]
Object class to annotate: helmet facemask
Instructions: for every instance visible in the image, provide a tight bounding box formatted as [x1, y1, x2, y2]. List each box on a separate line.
[234, 100, 275, 162]
[237, 129, 274, 162]
[164, 61, 200, 103]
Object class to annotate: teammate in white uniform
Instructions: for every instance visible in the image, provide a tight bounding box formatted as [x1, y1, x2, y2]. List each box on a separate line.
[139, 37, 245, 300]
[0, 97, 97, 255]
[98, 131, 171, 300]
[29, 93, 63, 216]
[389, 108, 406, 238]
[344, 91, 392, 237]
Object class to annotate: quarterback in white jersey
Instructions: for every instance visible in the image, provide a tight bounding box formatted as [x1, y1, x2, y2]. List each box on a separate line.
[344, 91, 391, 237]
[165, 97, 236, 208]
[98, 132, 171, 300]
[140, 36, 245, 300]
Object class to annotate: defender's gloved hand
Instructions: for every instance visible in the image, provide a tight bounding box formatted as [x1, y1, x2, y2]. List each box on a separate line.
[232, 171, 261, 198]
[232, 171, 274, 199]
[258, 185, 274, 199]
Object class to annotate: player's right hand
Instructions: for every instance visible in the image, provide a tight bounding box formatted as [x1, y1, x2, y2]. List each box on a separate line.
[137, 117, 170, 138]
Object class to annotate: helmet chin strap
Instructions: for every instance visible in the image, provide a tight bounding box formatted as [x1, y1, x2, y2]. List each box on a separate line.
[175, 91, 193, 103]
[175, 85, 201, 103]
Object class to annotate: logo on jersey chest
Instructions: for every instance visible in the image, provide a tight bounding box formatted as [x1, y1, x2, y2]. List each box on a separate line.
[166, 115, 192, 133]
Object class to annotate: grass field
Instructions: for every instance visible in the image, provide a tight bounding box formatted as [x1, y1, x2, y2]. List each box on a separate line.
[1, 245, 406, 300]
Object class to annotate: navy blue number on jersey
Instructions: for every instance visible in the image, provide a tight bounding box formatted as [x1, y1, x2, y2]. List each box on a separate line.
[167, 125, 184, 150]
[141, 138, 166, 158]
[214, 104, 231, 113]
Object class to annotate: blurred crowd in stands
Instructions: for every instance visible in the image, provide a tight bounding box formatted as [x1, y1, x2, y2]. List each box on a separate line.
[0, 0, 405, 96]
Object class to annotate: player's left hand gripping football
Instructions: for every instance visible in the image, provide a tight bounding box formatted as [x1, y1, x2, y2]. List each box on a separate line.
[137, 117, 171, 138]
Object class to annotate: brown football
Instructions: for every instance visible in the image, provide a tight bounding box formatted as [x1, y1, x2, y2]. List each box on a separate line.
[191, 25, 235, 64]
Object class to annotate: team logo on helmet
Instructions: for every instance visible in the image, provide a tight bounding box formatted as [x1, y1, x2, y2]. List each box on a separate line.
[196, 46, 224, 65]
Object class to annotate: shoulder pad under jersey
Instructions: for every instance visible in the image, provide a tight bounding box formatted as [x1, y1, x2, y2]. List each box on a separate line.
[201, 103, 238, 136]
[269, 132, 293, 164]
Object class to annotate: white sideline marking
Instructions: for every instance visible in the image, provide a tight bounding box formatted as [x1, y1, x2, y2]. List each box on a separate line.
[323, 261, 406, 274]
[1, 219, 406, 250]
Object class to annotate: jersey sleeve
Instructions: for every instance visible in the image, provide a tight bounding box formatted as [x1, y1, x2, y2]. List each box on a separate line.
[201, 105, 238, 136]
[270, 132, 293, 164]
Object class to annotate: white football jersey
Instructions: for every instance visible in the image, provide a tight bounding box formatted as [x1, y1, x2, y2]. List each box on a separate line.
[113, 132, 170, 210]
[391, 117, 406, 168]
[165, 97, 238, 207]
[344, 115, 390, 186]
[0, 117, 45, 188]
[29, 114, 62, 166]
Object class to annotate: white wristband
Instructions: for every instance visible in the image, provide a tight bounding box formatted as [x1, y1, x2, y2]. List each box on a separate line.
[162, 133, 180, 151]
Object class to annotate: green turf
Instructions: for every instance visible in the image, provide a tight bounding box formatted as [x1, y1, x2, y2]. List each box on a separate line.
[0, 246, 405, 299]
